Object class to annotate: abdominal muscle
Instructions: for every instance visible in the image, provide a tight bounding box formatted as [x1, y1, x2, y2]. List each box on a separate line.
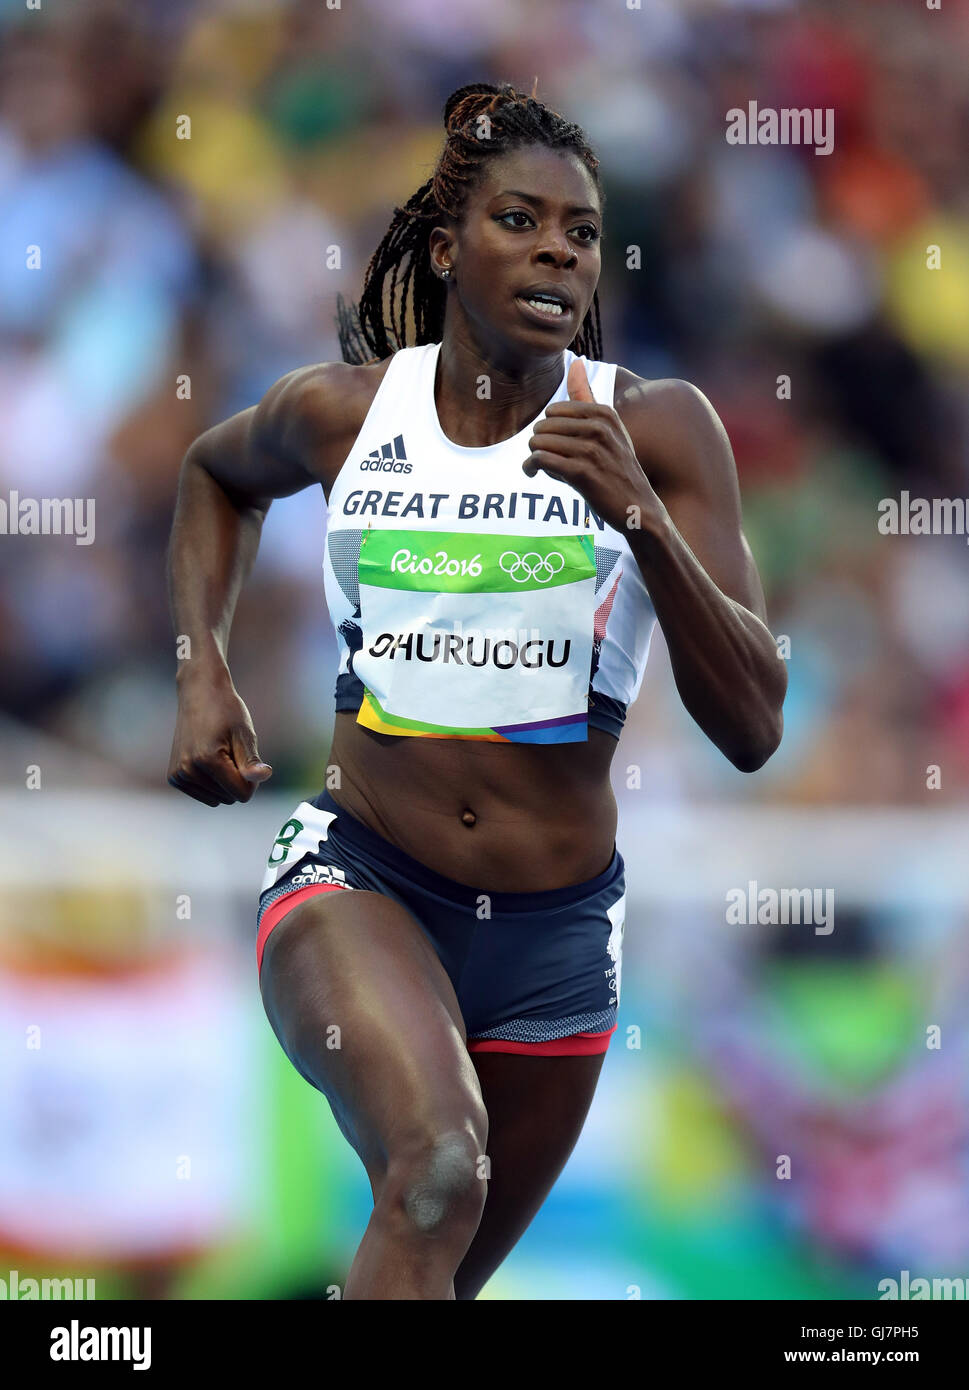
[326, 711, 620, 891]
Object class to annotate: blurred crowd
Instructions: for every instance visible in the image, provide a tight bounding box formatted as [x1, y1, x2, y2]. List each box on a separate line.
[0, 0, 967, 803]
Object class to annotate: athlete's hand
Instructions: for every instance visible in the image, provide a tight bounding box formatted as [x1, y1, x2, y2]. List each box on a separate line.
[524, 360, 663, 534]
[167, 668, 273, 807]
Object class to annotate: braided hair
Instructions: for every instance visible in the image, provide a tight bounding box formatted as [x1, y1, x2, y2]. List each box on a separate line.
[336, 81, 604, 364]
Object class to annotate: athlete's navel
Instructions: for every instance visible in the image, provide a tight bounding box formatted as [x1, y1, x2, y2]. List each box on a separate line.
[460, 808, 477, 827]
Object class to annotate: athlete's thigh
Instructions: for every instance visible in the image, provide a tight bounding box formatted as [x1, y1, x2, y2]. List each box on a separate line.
[259, 889, 486, 1179]
[453, 1049, 607, 1300]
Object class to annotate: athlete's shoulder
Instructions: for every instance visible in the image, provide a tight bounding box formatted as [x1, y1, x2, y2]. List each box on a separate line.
[263, 357, 397, 444]
[613, 365, 722, 433]
[612, 366, 735, 491]
[250, 356, 396, 488]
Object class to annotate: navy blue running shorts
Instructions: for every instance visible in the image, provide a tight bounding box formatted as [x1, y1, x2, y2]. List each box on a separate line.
[256, 787, 626, 1056]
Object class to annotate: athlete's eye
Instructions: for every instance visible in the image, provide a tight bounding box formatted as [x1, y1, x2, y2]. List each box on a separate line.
[495, 210, 600, 244]
[495, 210, 534, 229]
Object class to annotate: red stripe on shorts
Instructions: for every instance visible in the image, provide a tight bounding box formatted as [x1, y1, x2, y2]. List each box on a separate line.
[466, 1023, 617, 1056]
[256, 883, 349, 976]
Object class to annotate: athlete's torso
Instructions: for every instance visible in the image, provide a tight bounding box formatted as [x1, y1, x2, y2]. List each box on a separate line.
[303, 342, 656, 891]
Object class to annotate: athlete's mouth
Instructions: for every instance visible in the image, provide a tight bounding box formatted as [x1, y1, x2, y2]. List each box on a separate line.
[515, 286, 574, 321]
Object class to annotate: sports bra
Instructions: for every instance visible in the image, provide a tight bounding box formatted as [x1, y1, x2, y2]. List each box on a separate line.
[322, 341, 656, 743]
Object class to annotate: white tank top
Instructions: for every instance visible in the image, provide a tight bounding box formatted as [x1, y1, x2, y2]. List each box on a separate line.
[322, 341, 656, 743]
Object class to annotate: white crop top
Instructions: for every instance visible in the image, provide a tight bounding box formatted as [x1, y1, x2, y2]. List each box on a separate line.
[322, 341, 656, 743]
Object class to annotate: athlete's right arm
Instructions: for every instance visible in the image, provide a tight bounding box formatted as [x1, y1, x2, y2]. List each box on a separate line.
[166, 364, 344, 806]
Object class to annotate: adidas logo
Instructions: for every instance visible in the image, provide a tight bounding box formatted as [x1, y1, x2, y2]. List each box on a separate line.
[291, 863, 351, 889]
[359, 434, 411, 473]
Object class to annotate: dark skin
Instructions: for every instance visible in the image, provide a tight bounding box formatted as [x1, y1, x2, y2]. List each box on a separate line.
[167, 145, 786, 1298]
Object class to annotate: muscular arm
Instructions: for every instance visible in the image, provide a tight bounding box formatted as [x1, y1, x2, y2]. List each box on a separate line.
[168, 367, 321, 684]
[528, 364, 786, 773]
[166, 363, 350, 804]
[617, 374, 786, 772]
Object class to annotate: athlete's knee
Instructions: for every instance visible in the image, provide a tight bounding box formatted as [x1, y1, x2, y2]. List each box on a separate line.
[382, 1121, 488, 1239]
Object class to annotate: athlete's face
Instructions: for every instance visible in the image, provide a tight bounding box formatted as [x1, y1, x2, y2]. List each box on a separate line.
[432, 145, 602, 353]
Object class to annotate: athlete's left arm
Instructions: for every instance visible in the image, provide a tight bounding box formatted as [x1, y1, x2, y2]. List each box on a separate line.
[527, 364, 787, 771]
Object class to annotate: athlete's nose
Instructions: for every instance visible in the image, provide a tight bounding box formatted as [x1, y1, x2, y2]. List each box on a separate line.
[535, 230, 577, 270]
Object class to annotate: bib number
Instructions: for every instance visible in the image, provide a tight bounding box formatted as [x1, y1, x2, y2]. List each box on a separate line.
[353, 530, 596, 743]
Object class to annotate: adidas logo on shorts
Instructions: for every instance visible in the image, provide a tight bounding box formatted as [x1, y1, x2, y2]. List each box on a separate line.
[359, 434, 411, 473]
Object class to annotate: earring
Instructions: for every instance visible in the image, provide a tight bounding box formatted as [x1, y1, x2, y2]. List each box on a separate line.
[441, 267, 452, 280]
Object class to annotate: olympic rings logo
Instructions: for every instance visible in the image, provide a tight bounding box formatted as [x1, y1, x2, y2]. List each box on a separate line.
[498, 550, 566, 584]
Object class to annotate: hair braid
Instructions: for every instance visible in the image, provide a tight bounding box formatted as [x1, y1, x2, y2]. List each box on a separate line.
[336, 81, 605, 363]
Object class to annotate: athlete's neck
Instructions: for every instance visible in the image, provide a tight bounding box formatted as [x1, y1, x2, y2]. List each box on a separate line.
[434, 331, 565, 449]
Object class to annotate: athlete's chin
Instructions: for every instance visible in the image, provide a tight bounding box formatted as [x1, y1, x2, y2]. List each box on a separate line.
[505, 320, 576, 352]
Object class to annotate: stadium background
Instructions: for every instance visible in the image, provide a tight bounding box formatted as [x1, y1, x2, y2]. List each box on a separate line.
[1, 0, 968, 1299]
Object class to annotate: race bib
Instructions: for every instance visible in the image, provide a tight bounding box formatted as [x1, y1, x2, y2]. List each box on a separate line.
[353, 529, 596, 742]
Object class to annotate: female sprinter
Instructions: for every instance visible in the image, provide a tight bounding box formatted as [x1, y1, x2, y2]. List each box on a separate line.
[167, 82, 786, 1300]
